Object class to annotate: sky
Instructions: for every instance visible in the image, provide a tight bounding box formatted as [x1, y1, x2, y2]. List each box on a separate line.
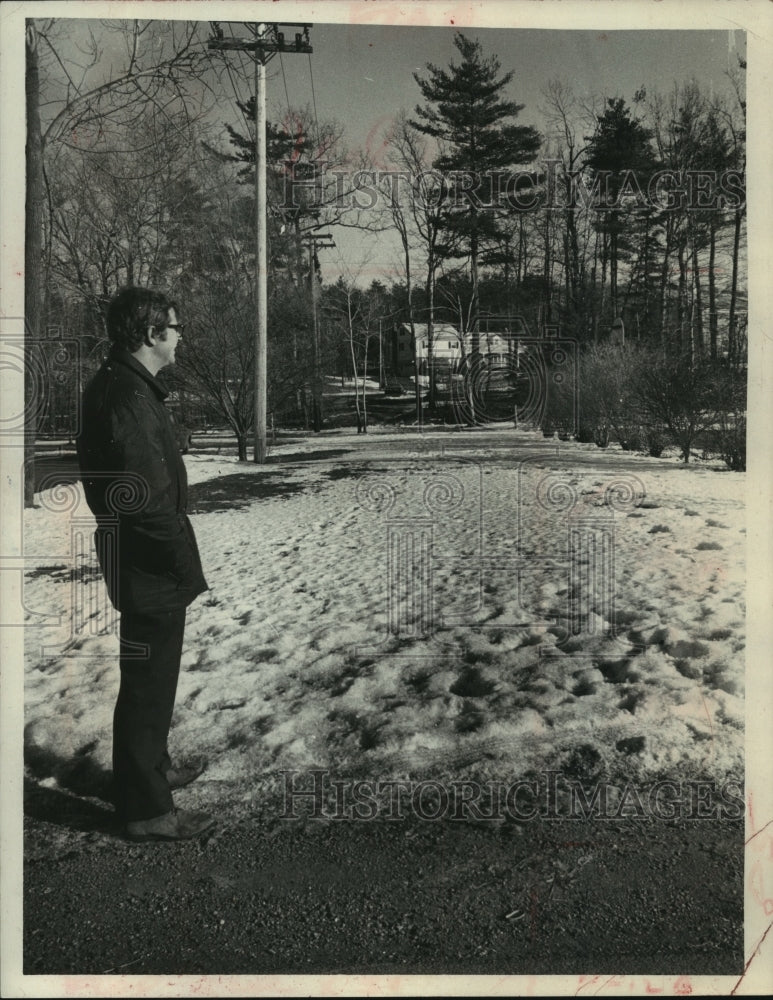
[29, 13, 747, 287]
[292, 25, 744, 154]
[249, 24, 748, 283]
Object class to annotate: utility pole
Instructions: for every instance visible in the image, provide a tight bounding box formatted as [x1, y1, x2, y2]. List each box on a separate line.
[378, 319, 384, 389]
[303, 231, 335, 432]
[208, 21, 312, 462]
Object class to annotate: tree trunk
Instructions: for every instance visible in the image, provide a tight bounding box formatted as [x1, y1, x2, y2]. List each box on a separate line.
[470, 218, 480, 356]
[25, 21, 44, 508]
[658, 220, 672, 349]
[599, 231, 608, 339]
[361, 345, 368, 434]
[610, 220, 618, 321]
[566, 183, 580, 301]
[406, 282, 422, 427]
[590, 229, 600, 343]
[677, 245, 688, 357]
[309, 246, 323, 433]
[641, 212, 651, 329]
[426, 271, 436, 411]
[728, 208, 742, 365]
[348, 305, 363, 434]
[708, 219, 717, 361]
[542, 212, 551, 326]
[691, 231, 704, 357]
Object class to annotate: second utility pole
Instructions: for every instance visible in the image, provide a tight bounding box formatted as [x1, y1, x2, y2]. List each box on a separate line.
[254, 39, 267, 462]
[303, 232, 335, 431]
[209, 22, 312, 462]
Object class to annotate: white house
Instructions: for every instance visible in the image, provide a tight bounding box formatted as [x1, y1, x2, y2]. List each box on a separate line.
[393, 322, 529, 373]
[393, 323, 462, 371]
[466, 331, 520, 362]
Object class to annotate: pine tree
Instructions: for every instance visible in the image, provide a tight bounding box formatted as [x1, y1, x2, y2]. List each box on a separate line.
[225, 105, 318, 281]
[411, 33, 541, 354]
[584, 97, 656, 325]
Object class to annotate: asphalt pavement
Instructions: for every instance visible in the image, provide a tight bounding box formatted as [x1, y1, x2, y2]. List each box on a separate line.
[23, 781, 743, 978]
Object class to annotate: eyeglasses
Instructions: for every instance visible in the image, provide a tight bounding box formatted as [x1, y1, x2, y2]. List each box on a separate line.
[166, 323, 185, 334]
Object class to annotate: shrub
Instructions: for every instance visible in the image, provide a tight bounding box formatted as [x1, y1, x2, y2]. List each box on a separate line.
[644, 426, 668, 457]
[617, 426, 643, 451]
[576, 423, 596, 444]
[578, 344, 744, 465]
[542, 355, 577, 438]
[717, 411, 746, 471]
[714, 365, 746, 471]
[579, 342, 646, 446]
[632, 351, 728, 464]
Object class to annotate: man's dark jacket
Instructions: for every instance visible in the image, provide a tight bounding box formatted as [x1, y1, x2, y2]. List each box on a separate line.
[77, 347, 208, 615]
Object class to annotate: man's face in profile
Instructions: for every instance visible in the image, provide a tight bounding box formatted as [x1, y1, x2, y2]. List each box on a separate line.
[154, 307, 182, 369]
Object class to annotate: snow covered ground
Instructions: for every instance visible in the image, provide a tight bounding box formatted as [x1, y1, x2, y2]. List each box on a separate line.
[23, 426, 745, 811]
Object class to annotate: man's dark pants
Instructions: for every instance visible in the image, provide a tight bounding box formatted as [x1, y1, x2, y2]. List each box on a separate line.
[114, 609, 187, 822]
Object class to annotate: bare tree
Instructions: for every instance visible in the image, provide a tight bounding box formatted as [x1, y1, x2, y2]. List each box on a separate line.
[25, 21, 45, 507]
[25, 18, 214, 502]
[383, 113, 457, 411]
[325, 256, 377, 434]
[539, 80, 598, 339]
[174, 151, 315, 457]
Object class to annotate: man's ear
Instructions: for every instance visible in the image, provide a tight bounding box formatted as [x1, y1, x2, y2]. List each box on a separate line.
[144, 326, 156, 347]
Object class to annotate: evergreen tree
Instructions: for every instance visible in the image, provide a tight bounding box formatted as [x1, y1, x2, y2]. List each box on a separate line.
[411, 33, 541, 353]
[225, 104, 318, 282]
[584, 97, 656, 323]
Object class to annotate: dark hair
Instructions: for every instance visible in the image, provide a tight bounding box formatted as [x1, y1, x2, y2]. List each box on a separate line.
[105, 286, 177, 352]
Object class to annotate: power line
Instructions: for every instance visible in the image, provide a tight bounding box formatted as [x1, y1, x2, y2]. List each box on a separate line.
[279, 50, 292, 115]
[229, 34, 259, 99]
[208, 23, 254, 141]
[200, 38, 253, 163]
[224, 59, 253, 137]
[307, 52, 321, 148]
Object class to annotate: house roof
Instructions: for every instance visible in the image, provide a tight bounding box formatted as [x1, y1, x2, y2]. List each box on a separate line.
[399, 323, 460, 337]
[398, 323, 527, 340]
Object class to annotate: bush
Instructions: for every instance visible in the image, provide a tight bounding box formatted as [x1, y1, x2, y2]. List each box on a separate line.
[718, 416, 746, 471]
[579, 344, 745, 467]
[644, 426, 668, 457]
[716, 366, 746, 471]
[633, 352, 729, 464]
[576, 423, 596, 444]
[541, 355, 576, 438]
[617, 426, 643, 451]
[579, 342, 646, 446]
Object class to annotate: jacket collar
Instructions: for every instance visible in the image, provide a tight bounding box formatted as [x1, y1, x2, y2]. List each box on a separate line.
[109, 346, 170, 400]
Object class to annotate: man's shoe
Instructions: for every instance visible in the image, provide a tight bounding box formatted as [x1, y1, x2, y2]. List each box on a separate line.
[165, 760, 207, 790]
[125, 809, 216, 842]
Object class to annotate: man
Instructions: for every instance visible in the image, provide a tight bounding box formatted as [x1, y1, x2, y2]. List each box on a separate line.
[77, 286, 213, 842]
